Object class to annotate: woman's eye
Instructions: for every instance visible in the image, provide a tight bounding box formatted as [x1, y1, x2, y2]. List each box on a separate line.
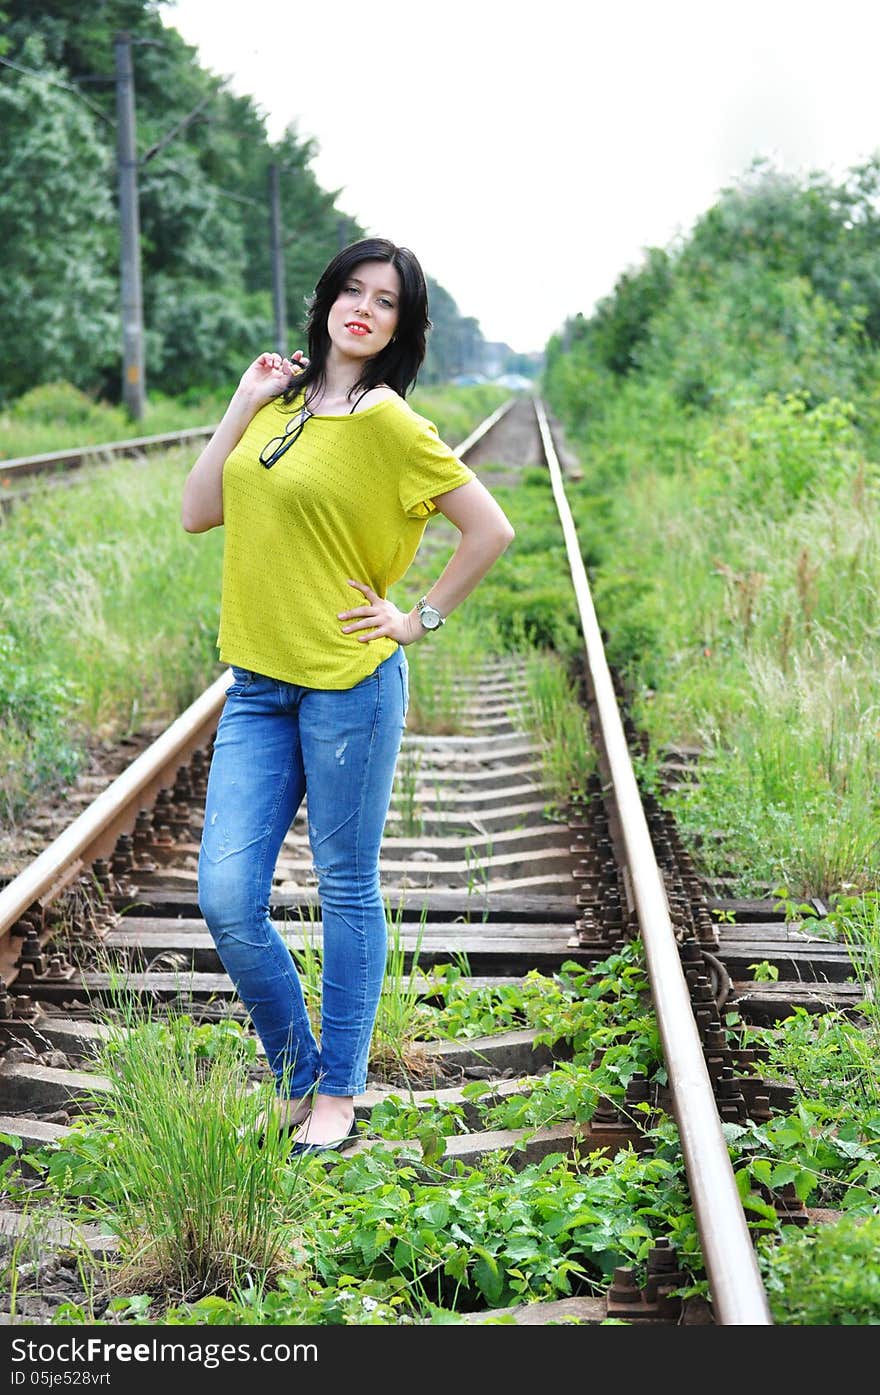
[341, 286, 394, 308]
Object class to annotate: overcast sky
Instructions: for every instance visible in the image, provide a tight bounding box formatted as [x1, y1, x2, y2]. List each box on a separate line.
[161, 0, 880, 355]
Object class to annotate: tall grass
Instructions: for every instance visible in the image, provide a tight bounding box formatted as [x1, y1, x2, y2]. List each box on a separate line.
[0, 382, 229, 462]
[0, 380, 507, 463]
[404, 635, 484, 734]
[370, 906, 440, 1081]
[79, 991, 307, 1304]
[517, 649, 596, 812]
[559, 389, 880, 899]
[813, 892, 880, 1109]
[0, 449, 224, 824]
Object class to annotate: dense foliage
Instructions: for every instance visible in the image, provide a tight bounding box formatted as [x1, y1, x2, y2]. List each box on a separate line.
[0, 0, 487, 406]
[548, 157, 880, 421]
[543, 157, 880, 899]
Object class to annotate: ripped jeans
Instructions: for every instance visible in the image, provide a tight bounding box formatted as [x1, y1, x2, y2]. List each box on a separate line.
[198, 646, 408, 1098]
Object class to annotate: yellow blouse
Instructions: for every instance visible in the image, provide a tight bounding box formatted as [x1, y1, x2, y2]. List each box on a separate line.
[216, 393, 475, 688]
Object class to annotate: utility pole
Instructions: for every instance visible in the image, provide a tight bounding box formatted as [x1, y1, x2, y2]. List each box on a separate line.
[269, 162, 286, 353]
[114, 32, 145, 421]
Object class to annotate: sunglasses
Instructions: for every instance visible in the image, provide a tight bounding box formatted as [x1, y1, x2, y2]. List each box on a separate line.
[259, 401, 312, 469]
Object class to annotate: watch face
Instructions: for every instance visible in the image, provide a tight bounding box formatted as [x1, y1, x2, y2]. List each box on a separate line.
[420, 607, 441, 630]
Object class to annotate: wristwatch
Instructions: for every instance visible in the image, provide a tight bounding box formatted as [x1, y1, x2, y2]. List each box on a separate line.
[416, 596, 445, 632]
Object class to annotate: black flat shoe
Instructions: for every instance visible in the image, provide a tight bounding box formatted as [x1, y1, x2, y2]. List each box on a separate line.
[289, 1114, 360, 1158]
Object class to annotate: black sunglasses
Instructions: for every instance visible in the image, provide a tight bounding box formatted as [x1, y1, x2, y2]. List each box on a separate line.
[259, 401, 312, 469]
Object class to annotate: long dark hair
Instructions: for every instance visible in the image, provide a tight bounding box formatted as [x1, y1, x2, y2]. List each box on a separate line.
[281, 238, 430, 409]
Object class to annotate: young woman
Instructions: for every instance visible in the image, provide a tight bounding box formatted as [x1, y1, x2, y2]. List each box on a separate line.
[182, 237, 514, 1155]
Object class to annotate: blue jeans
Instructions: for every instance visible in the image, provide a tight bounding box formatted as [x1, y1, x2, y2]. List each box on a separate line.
[198, 646, 408, 1097]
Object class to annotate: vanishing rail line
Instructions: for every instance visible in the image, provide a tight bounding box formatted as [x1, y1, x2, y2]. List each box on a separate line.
[0, 396, 861, 1325]
[0, 427, 217, 483]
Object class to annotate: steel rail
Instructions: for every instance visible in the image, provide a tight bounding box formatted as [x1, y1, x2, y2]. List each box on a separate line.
[533, 396, 773, 1326]
[0, 673, 231, 966]
[0, 427, 217, 481]
[451, 396, 516, 456]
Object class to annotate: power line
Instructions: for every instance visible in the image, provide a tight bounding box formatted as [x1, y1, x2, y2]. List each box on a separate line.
[140, 88, 222, 165]
[147, 155, 261, 209]
[269, 162, 286, 352]
[0, 53, 222, 169]
[0, 53, 114, 125]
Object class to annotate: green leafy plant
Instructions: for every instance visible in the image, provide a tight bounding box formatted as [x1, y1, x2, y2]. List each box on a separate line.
[772, 887, 820, 928]
[758, 1213, 880, 1324]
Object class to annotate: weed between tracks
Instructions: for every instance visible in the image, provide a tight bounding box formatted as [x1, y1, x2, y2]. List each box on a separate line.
[516, 649, 597, 815]
[286, 902, 448, 1088]
[3, 936, 880, 1324]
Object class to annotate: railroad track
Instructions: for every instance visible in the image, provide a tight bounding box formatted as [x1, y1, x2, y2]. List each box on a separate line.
[0, 427, 216, 483]
[0, 397, 863, 1327]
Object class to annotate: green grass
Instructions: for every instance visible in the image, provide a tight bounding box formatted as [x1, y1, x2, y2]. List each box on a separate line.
[0, 382, 229, 462]
[3, 936, 880, 1323]
[6, 372, 880, 1323]
[758, 1213, 880, 1324]
[0, 447, 224, 824]
[517, 648, 597, 814]
[403, 632, 484, 735]
[554, 385, 880, 899]
[285, 901, 440, 1080]
[409, 384, 509, 446]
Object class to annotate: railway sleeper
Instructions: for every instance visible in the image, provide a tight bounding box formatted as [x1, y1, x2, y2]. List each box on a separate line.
[106, 886, 580, 922]
[729, 980, 866, 1022]
[69, 925, 593, 973]
[282, 824, 574, 860]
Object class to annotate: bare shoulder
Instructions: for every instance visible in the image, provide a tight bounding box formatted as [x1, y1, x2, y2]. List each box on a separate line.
[352, 385, 400, 412]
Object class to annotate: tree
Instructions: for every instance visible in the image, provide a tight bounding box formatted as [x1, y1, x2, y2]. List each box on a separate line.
[588, 247, 673, 376]
[683, 156, 880, 347]
[1, 1, 487, 403]
[0, 39, 118, 403]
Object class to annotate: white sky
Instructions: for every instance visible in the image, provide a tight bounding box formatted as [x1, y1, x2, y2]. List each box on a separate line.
[160, 0, 880, 355]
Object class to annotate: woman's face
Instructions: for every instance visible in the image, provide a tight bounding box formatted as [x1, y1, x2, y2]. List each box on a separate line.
[327, 260, 401, 361]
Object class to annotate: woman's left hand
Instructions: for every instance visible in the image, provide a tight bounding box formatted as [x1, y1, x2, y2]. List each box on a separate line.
[338, 580, 422, 645]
